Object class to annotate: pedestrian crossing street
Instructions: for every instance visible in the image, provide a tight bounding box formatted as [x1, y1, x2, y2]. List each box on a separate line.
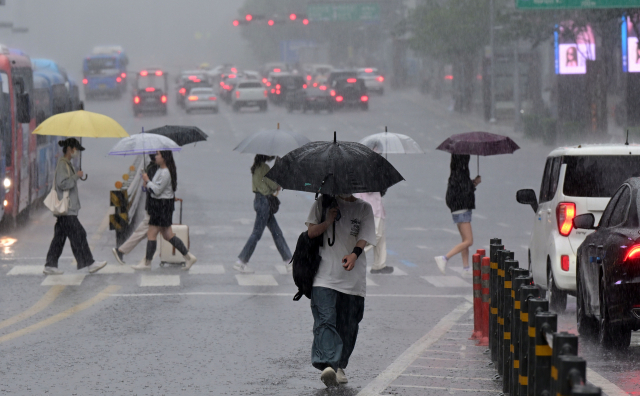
[5, 263, 473, 288]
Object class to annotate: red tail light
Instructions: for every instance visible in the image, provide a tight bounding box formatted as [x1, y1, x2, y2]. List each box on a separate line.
[271, 89, 275, 94]
[313, 82, 318, 87]
[268, 20, 274, 26]
[193, 79, 201, 83]
[303, 84, 307, 89]
[145, 87, 155, 92]
[307, 75, 312, 81]
[556, 202, 576, 237]
[264, 90, 268, 97]
[116, 77, 122, 83]
[365, 68, 373, 73]
[361, 95, 368, 102]
[233, 20, 240, 27]
[262, 78, 268, 83]
[82, 78, 88, 85]
[155, 70, 163, 76]
[140, 70, 148, 76]
[231, 67, 237, 73]
[245, 14, 253, 22]
[121, 72, 127, 78]
[209, 96, 217, 101]
[302, 19, 309, 25]
[289, 13, 297, 20]
[188, 95, 198, 101]
[276, 90, 281, 95]
[561, 255, 570, 271]
[266, 82, 271, 87]
[276, 84, 281, 89]
[624, 245, 640, 261]
[319, 85, 327, 91]
[336, 96, 344, 102]
[377, 76, 384, 82]
[330, 90, 336, 97]
[179, 88, 186, 95]
[229, 74, 236, 79]
[134, 96, 140, 104]
[274, 68, 281, 73]
[161, 95, 167, 104]
[347, 78, 357, 83]
[236, 91, 240, 99]
[445, 75, 453, 80]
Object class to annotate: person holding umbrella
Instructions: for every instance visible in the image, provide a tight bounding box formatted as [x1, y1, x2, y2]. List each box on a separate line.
[235, 155, 292, 274]
[43, 138, 107, 275]
[135, 150, 197, 271]
[434, 154, 480, 277]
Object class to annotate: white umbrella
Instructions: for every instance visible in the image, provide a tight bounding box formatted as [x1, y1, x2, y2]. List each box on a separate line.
[109, 130, 181, 156]
[359, 126, 424, 158]
[233, 123, 310, 156]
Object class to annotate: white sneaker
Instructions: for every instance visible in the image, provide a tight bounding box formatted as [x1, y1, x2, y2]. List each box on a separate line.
[320, 367, 339, 388]
[434, 256, 448, 274]
[461, 267, 473, 278]
[336, 368, 348, 384]
[43, 266, 64, 275]
[132, 259, 151, 271]
[285, 260, 293, 273]
[233, 261, 255, 274]
[88, 261, 107, 274]
[182, 253, 197, 271]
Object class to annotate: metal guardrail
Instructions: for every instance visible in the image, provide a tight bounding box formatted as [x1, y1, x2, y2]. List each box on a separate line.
[109, 155, 143, 244]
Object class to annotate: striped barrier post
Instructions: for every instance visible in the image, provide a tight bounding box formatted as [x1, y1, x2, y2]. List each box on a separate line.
[489, 239, 503, 362]
[551, 332, 579, 396]
[510, 271, 531, 396]
[527, 298, 549, 396]
[497, 249, 513, 375]
[502, 259, 519, 393]
[518, 286, 540, 396]
[557, 355, 586, 396]
[479, 256, 491, 346]
[470, 253, 483, 340]
[534, 311, 557, 396]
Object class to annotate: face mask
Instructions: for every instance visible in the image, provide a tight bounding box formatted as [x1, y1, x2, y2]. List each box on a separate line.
[72, 150, 80, 159]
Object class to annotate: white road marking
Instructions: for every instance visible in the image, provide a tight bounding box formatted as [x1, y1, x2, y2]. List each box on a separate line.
[95, 265, 135, 274]
[460, 345, 466, 351]
[431, 195, 444, 201]
[416, 356, 487, 362]
[474, 213, 488, 220]
[274, 265, 288, 275]
[410, 365, 494, 371]
[392, 385, 501, 393]
[422, 276, 472, 288]
[367, 277, 378, 286]
[188, 265, 225, 275]
[1, 257, 72, 261]
[356, 301, 472, 396]
[233, 218, 254, 225]
[399, 373, 493, 381]
[41, 274, 85, 286]
[139, 274, 180, 287]
[235, 274, 278, 286]
[416, 245, 431, 250]
[497, 222, 511, 228]
[441, 228, 460, 235]
[403, 227, 428, 231]
[7, 265, 43, 275]
[111, 292, 473, 298]
[586, 368, 629, 396]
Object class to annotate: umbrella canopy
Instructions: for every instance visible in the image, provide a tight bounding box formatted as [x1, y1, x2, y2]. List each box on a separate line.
[359, 127, 424, 155]
[265, 132, 404, 195]
[234, 127, 311, 156]
[33, 110, 129, 138]
[435, 131, 519, 156]
[109, 133, 181, 156]
[145, 125, 208, 147]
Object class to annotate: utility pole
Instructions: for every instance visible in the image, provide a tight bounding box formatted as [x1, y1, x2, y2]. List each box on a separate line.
[514, 43, 522, 132]
[489, 0, 496, 123]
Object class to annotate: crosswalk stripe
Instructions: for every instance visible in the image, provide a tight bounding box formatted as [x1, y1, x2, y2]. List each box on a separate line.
[235, 274, 278, 286]
[421, 276, 471, 288]
[367, 277, 379, 286]
[139, 274, 180, 287]
[7, 265, 43, 275]
[188, 265, 225, 275]
[41, 274, 85, 286]
[96, 265, 135, 274]
[274, 265, 288, 275]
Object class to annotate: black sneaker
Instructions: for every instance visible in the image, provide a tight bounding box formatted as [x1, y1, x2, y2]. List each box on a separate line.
[370, 266, 394, 274]
[112, 248, 126, 265]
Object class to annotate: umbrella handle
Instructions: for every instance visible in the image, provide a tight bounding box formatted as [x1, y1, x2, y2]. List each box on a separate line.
[80, 174, 88, 181]
[328, 222, 335, 246]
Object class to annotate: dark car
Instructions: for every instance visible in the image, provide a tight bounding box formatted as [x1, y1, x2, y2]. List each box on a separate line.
[268, 73, 305, 106]
[326, 70, 358, 87]
[574, 177, 640, 349]
[132, 68, 168, 116]
[219, 77, 239, 104]
[330, 77, 368, 110]
[301, 86, 333, 113]
[177, 72, 211, 107]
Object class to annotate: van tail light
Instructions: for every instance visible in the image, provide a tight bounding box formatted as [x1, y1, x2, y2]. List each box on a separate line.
[556, 202, 576, 237]
[179, 88, 186, 95]
[361, 95, 369, 102]
[336, 96, 344, 102]
[330, 90, 336, 97]
[161, 95, 167, 104]
[624, 245, 640, 261]
[134, 96, 140, 104]
[561, 255, 570, 271]
[188, 95, 198, 101]
[145, 87, 155, 92]
[236, 91, 240, 99]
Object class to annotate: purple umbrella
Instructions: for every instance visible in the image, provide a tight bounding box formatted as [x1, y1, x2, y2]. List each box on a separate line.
[436, 131, 519, 175]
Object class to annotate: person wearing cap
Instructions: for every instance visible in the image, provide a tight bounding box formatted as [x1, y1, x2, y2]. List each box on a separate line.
[43, 138, 107, 275]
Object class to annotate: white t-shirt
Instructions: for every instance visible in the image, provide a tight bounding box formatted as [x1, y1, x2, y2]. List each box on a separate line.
[305, 197, 377, 297]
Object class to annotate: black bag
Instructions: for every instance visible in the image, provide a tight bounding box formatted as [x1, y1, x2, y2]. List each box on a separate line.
[291, 231, 322, 301]
[267, 195, 280, 214]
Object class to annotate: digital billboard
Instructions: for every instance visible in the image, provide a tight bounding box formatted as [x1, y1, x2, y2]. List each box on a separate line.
[622, 15, 640, 73]
[554, 22, 596, 75]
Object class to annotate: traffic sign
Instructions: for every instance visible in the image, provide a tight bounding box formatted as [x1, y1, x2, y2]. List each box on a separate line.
[307, 3, 380, 22]
[516, 0, 640, 9]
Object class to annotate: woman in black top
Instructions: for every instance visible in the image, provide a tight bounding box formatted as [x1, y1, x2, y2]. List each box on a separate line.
[434, 154, 481, 277]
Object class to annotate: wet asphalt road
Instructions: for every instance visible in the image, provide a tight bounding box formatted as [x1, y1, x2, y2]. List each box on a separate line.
[0, 89, 637, 395]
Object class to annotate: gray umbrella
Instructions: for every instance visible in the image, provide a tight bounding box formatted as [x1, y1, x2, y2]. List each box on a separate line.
[233, 124, 311, 156]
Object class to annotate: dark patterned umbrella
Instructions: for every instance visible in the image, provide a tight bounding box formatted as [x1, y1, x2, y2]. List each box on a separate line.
[145, 125, 208, 146]
[436, 131, 519, 175]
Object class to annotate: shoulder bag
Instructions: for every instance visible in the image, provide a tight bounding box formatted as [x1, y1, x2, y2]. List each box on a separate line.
[44, 163, 71, 215]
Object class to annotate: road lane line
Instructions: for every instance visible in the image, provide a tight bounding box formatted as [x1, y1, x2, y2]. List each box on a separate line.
[356, 301, 472, 396]
[110, 292, 473, 298]
[0, 286, 65, 330]
[392, 385, 501, 393]
[399, 373, 494, 381]
[0, 285, 120, 344]
[586, 368, 629, 396]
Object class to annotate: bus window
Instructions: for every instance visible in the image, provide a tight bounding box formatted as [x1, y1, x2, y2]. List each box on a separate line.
[0, 71, 10, 165]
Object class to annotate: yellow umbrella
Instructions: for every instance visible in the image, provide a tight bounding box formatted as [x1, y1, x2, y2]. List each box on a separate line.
[33, 110, 129, 138]
[33, 110, 129, 180]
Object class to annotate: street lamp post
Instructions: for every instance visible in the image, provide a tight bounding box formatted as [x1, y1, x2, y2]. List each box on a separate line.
[489, 0, 496, 123]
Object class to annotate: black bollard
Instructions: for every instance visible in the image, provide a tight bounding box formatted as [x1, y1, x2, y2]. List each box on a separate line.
[533, 311, 557, 396]
[556, 355, 586, 396]
[510, 270, 530, 396]
[518, 285, 539, 396]
[550, 332, 579, 396]
[527, 298, 549, 396]
[490, 241, 504, 363]
[502, 259, 519, 392]
[497, 249, 514, 375]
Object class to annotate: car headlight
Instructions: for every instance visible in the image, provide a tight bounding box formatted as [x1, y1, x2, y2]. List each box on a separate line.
[3, 178, 10, 188]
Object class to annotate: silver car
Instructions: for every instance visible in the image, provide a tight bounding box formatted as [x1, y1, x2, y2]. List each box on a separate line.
[357, 68, 384, 94]
[185, 87, 219, 114]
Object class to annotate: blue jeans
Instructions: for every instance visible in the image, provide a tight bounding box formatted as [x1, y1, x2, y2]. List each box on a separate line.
[238, 193, 292, 263]
[310, 287, 365, 371]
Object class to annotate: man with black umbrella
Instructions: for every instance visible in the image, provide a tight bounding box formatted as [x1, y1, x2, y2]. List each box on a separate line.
[305, 193, 376, 387]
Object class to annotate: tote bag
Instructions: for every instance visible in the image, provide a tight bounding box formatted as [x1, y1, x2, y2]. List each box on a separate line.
[44, 163, 71, 215]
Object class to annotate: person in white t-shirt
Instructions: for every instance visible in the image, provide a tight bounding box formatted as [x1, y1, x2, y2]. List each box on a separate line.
[305, 194, 376, 388]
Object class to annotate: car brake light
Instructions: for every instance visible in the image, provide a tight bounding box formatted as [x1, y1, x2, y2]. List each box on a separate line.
[231, 67, 237, 73]
[561, 255, 570, 271]
[266, 81, 271, 87]
[303, 84, 307, 89]
[361, 95, 368, 102]
[264, 90, 267, 97]
[307, 75, 312, 81]
[377, 76, 384, 82]
[229, 74, 236, 79]
[319, 85, 327, 91]
[330, 90, 336, 97]
[624, 245, 640, 261]
[155, 70, 163, 76]
[365, 68, 373, 73]
[134, 96, 140, 104]
[262, 78, 267, 83]
[179, 88, 186, 95]
[347, 78, 357, 83]
[140, 70, 148, 76]
[556, 202, 576, 237]
[268, 20, 274, 26]
[116, 77, 122, 83]
[82, 78, 88, 85]
[145, 87, 155, 92]
[313, 82, 318, 87]
[189, 76, 198, 80]
[276, 90, 281, 95]
[336, 96, 343, 102]
[271, 89, 275, 94]
[188, 95, 198, 101]
[236, 91, 240, 99]
[161, 95, 167, 103]
[274, 68, 281, 73]
[445, 75, 453, 80]
[193, 79, 201, 83]
[121, 72, 127, 78]
[224, 85, 230, 90]
[276, 84, 281, 89]
[209, 96, 217, 101]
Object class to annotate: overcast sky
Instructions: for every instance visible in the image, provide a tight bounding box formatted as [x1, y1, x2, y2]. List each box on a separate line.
[0, 0, 251, 77]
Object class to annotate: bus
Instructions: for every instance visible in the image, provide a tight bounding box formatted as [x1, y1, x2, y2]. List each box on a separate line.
[82, 46, 129, 99]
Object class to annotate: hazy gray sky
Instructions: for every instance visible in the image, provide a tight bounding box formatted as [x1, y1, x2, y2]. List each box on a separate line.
[0, 0, 251, 78]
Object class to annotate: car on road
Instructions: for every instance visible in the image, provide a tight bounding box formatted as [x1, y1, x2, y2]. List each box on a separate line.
[185, 87, 218, 114]
[132, 68, 168, 116]
[219, 76, 239, 104]
[231, 80, 267, 112]
[357, 67, 385, 94]
[300, 86, 333, 113]
[261, 62, 288, 78]
[330, 76, 368, 111]
[177, 71, 211, 107]
[573, 177, 640, 349]
[516, 145, 640, 313]
[267, 73, 305, 106]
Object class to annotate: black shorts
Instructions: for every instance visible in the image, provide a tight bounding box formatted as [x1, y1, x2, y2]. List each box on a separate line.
[148, 198, 174, 227]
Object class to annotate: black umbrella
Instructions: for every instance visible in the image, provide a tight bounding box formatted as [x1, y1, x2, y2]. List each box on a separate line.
[266, 132, 404, 195]
[145, 125, 208, 147]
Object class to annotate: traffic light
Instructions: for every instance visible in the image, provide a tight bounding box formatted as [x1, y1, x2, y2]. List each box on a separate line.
[245, 14, 253, 22]
[289, 13, 297, 21]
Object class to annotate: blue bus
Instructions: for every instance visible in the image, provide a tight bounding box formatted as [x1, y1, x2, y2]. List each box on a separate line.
[82, 47, 128, 99]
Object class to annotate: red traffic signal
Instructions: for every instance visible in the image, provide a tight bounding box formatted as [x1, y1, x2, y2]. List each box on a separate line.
[289, 13, 297, 21]
[233, 20, 239, 26]
[302, 18, 309, 25]
[268, 19, 275, 26]
[245, 14, 253, 22]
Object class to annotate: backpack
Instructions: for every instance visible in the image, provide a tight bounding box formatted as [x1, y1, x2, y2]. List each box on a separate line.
[291, 231, 322, 301]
